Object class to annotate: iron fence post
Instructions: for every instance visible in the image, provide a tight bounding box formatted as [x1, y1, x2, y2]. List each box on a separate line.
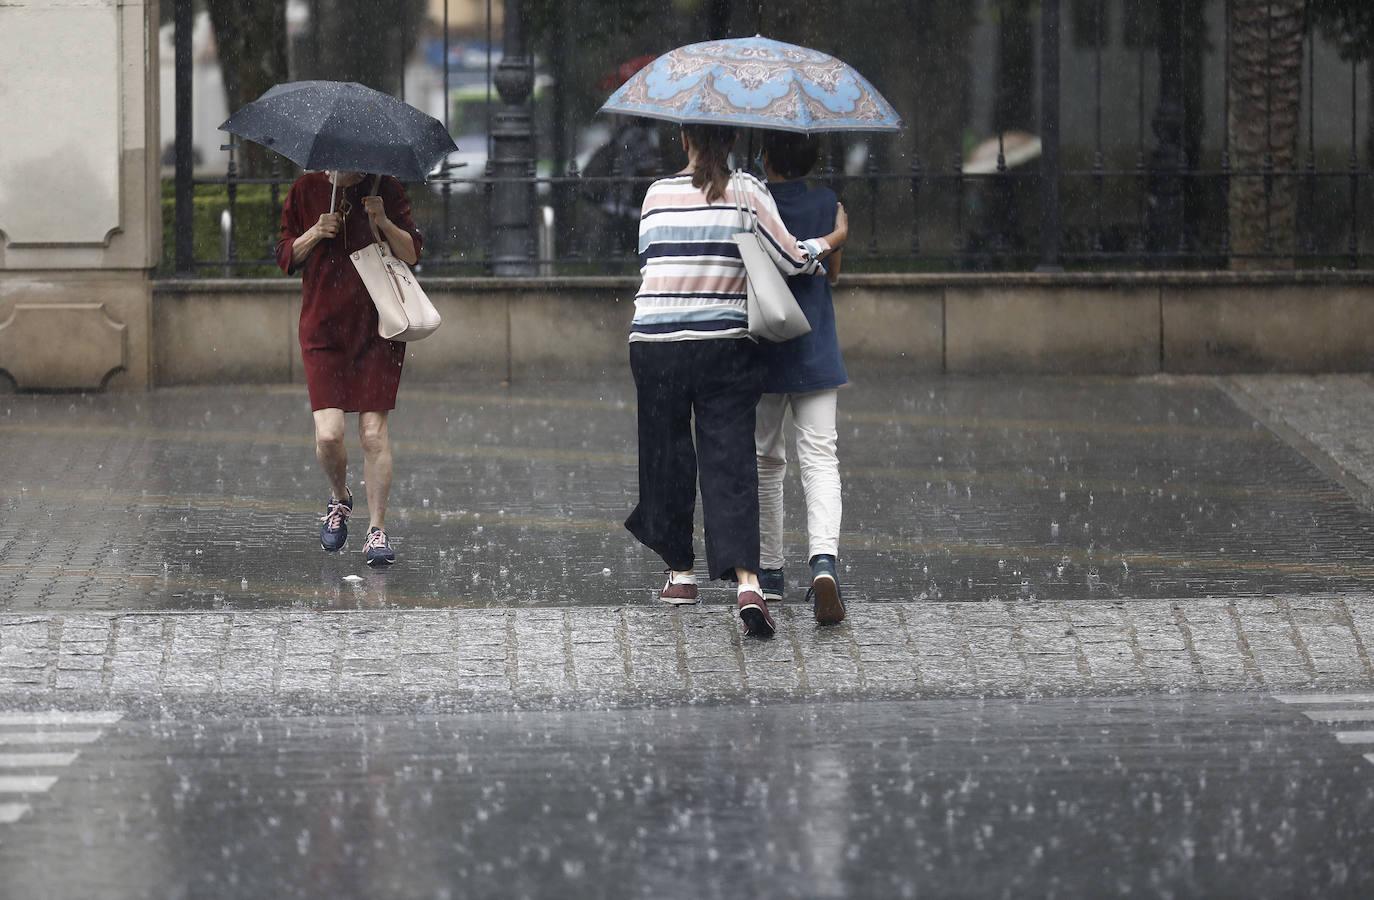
[491, 0, 535, 276]
[1036, 0, 1062, 272]
[1146, 0, 1185, 258]
[174, 0, 194, 275]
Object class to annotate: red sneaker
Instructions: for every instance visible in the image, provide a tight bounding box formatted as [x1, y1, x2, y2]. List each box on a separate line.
[737, 589, 776, 638]
[659, 572, 699, 606]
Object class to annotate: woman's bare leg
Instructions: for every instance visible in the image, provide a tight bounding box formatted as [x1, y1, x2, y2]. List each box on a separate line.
[359, 411, 392, 530]
[313, 408, 349, 500]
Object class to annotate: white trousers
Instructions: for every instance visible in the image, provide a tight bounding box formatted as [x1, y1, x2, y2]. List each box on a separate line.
[755, 389, 841, 569]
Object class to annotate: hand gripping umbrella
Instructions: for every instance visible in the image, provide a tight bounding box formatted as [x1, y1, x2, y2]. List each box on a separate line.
[598, 36, 902, 134]
[220, 81, 458, 209]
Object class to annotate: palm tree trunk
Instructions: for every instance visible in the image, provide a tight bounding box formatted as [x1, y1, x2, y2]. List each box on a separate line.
[1227, 0, 1305, 269]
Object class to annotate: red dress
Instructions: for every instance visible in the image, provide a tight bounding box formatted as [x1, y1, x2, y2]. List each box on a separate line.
[275, 172, 425, 412]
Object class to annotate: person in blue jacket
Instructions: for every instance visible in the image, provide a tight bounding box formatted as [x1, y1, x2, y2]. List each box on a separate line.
[754, 131, 849, 626]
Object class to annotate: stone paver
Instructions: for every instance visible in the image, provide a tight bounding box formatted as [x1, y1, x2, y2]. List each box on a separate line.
[6, 378, 1374, 613]
[1231, 374, 1374, 501]
[5, 598, 1374, 706]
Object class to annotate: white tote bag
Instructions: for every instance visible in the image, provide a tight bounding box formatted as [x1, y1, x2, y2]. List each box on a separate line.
[730, 171, 812, 343]
[350, 219, 442, 342]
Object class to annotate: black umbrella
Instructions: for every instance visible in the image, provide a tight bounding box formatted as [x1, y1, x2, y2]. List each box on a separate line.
[220, 81, 458, 186]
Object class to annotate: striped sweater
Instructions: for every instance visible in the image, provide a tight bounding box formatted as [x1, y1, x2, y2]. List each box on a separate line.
[630, 173, 831, 342]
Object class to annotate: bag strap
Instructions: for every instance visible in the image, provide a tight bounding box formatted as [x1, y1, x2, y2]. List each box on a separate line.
[366, 174, 386, 248]
[731, 170, 759, 235]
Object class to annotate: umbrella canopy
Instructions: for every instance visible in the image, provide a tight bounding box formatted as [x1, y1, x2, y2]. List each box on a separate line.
[599, 36, 902, 134]
[219, 81, 457, 181]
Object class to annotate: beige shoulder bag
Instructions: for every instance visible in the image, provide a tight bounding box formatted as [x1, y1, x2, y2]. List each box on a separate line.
[348, 178, 441, 342]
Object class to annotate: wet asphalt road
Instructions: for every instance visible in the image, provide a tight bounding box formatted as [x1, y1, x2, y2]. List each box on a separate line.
[0, 694, 1372, 899]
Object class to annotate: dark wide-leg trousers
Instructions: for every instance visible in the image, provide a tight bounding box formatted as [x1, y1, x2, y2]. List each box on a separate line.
[625, 338, 762, 581]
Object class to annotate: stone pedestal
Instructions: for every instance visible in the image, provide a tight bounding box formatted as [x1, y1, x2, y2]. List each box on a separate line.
[0, 0, 159, 391]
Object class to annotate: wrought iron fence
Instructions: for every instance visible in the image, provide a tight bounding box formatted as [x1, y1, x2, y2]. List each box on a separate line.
[169, 0, 1374, 277]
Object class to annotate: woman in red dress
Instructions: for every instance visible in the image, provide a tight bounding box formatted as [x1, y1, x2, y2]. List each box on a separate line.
[275, 170, 423, 566]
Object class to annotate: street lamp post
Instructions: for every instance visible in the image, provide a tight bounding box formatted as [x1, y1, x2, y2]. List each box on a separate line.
[491, 0, 535, 276]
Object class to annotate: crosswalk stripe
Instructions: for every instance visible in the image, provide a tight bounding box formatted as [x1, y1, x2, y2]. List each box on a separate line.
[0, 712, 122, 726]
[1334, 731, 1374, 744]
[0, 776, 58, 794]
[1273, 693, 1374, 705]
[1366, 754, 1374, 768]
[0, 731, 103, 746]
[0, 803, 30, 825]
[1300, 709, 1374, 723]
[0, 753, 79, 768]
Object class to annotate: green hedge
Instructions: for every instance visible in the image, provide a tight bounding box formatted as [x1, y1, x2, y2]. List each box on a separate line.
[159, 180, 284, 276]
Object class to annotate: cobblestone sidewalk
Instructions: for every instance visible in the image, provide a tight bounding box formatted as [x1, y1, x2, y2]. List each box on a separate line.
[7, 375, 1374, 710]
[3, 596, 1373, 710]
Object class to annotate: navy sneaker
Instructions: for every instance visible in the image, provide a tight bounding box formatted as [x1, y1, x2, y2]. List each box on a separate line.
[364, 527, 396, 567]
[759, 568, 785, 603]
[319, 491, 353, 552]
[807, 555, 846, 626]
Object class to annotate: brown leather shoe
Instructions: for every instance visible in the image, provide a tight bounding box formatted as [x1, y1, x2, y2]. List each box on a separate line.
[659, 575, 699, 606]
[737, 589, 776, 638]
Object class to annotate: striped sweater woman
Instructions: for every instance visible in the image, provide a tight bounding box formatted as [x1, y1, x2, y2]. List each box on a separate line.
[623, 123, 848, 639]
[631, 171, 833, 342]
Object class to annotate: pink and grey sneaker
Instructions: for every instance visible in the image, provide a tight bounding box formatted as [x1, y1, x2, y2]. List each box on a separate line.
[659, 570, 699, 606]
[319, 490, 353, 552]
[363, 527, 395, 567]
[737, 586, 776, 639]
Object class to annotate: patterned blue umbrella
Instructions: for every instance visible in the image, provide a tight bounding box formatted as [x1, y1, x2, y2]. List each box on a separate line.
[599, 36, 902, 134]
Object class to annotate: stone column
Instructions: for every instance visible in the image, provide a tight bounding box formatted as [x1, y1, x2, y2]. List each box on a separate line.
[0, 0, 160, 391]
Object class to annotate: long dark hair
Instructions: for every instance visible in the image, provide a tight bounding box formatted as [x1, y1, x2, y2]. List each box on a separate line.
[682, 124, 736, 204]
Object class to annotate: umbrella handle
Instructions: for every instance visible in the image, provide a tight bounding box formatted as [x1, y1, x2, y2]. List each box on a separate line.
[329, 177, 337, 214]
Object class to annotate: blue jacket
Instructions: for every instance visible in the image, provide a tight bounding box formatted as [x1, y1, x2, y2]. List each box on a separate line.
[757, 178, 849, 394]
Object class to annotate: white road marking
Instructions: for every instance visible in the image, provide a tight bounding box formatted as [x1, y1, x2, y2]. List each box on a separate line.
[1335, 730, 1374, 747]
[1274, 695, 1374, 768]
[1301, 709, 1374, 723]
[0, 731, 103, 746]
[1273, 693, 1374, 705]
[0, 776, 58, 794]
[0, 803, 30, 825]
[0, 712, 122, 726]
[0, 753, 79, 768]
[1334, 731, 1374, 745]
[0, 714, 116, 829]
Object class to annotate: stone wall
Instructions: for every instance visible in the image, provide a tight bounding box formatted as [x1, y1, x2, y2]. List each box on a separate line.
[148, 272, 1374, 385]
[0, 0, 160, 392]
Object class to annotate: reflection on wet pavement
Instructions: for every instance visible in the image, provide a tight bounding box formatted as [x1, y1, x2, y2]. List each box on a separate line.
[0, 696, 1370, 899]
[4, 374, 1374, 610]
